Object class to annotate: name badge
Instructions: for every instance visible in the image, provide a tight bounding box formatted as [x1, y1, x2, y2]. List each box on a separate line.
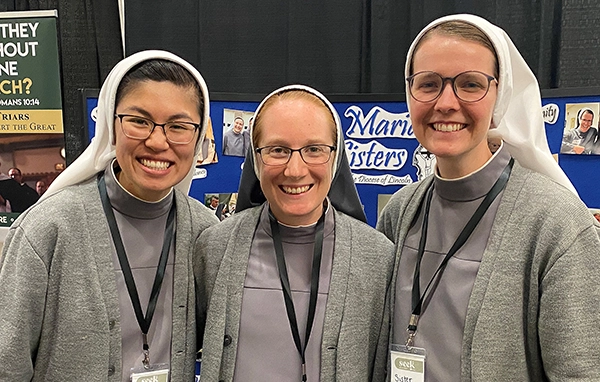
[130, 363, 169, 382]
[390, 344, 426, 382]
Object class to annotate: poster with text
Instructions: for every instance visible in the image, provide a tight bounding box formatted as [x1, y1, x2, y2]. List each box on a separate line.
[0, 10, 65, 231]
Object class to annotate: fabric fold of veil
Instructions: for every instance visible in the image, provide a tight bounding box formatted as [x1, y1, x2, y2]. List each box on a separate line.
[405, 14, 576, 195]
[41, 50, 210, 200]
[236, 84, 367, 223]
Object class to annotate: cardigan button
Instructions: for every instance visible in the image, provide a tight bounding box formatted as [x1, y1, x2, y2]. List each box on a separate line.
[223, 334, 232, 347]
[108, 320, 116, 330]
[108, 365, 115, 375]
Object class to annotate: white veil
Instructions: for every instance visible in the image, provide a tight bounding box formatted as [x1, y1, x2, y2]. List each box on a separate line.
[405, 14, 576, 194]
[42, 50, 210, 200]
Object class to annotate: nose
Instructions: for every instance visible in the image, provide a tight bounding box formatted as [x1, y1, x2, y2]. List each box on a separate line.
[145, 125, 170, 151]
[434, 82, 460, 113]
[283, 151, 308, 178]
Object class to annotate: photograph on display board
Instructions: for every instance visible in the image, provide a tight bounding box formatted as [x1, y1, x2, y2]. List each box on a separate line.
[205, 192, 238, 221]
[196, 117, 219, 165]
[222, 108, 254, 157]
[560, 102, 600, 155]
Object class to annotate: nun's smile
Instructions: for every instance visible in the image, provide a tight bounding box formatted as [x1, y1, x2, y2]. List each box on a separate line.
[256, 97, 335, 226]
[114, 80, 200, 202]
[408, 34, 498, 179]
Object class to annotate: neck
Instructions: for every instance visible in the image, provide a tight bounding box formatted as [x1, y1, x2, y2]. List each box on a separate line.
[436, 148, 493, 179]
[271, 201, 326, 227]
[115, 169, 171, 202]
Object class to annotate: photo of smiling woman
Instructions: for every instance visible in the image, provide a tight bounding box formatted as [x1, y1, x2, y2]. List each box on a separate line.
[195, 85, 394, 382]
[0, 51, 219, 381]
[561, 105, 598, 155]
[377, 14, 600, 381]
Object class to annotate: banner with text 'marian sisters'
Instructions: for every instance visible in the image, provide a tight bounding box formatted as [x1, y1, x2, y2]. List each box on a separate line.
[0, 10, 65, 237]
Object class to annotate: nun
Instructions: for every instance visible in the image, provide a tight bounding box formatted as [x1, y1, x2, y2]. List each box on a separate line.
[378, 14, 600, 381]
[196, 85, 395, 382]
[0, 50, 219, 381]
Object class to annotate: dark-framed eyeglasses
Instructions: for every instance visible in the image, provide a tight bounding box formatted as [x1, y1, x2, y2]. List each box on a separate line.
[255, 144, 337, 166]
[115, 114, 200, 145]
[406, 70, 498, 103]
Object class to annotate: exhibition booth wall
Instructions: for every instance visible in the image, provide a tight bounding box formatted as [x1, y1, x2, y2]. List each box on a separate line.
[83, 89, 600, 227]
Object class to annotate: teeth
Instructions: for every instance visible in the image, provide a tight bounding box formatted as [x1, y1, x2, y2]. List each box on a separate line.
[433, 123, 464, 132]
[141, 159, 170, 170]
[282, 185, 310, 194]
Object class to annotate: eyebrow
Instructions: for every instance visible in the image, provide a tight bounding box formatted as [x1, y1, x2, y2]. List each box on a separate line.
[260, 140, 333, 147]
[118, 106, 196, 121]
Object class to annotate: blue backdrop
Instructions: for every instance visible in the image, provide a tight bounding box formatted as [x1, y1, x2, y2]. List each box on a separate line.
[83, 90, 600, 227]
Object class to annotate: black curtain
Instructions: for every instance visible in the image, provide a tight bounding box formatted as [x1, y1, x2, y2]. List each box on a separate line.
[125, 0, 600, 94]
[1, 0, 123, 164]
[126, 0, 368, 93]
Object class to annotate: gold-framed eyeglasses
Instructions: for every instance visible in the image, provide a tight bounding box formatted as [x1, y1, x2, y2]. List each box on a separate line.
[115, 114, 199, 145]
[406, 70, 498, 103]
[255, 144, 336, 166]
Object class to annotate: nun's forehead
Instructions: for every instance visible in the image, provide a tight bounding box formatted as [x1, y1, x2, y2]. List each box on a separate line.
[256, 91, 337, 139]
[251, 85, 342, 178]
[410, 21, 499, 74]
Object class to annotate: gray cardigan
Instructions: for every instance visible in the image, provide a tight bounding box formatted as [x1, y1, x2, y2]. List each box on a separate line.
[377, 161, 600, 381]
[195, 205, 395, 381]
[0, 177, 218, 381]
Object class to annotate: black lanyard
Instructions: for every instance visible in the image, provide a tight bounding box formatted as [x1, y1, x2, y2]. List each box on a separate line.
[406, 158, 514, 346]
[269, 209, 326, 382]
[98, 174, 176, 366]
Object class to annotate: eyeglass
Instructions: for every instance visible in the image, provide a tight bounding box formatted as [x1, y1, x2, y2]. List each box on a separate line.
[255, 144, 336, 166]
[406, 70, 498, 103]
[115, 114, 200, 145]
